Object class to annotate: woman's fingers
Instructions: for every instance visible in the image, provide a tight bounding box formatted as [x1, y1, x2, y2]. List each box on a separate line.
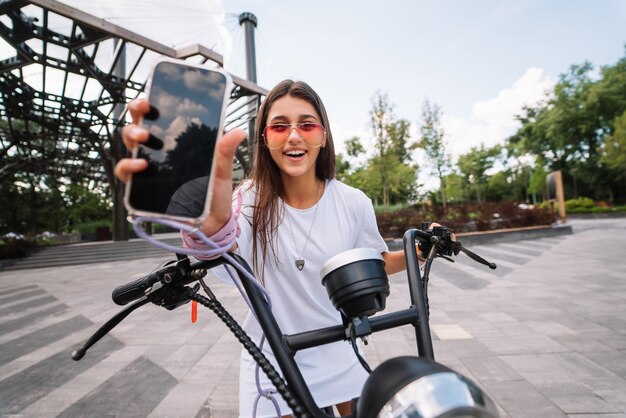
[121, 125, 150, 151]
[428, 222, 456, 241]
[201, 129, 247, 235]
[121, 99, 151, 151]
[214, 129, 248, 181]
[114, 158, 149, 184]
[127, 98, 151, 124]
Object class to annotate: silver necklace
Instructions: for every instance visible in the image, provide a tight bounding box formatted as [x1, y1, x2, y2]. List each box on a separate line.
[285, 183, 322, 271]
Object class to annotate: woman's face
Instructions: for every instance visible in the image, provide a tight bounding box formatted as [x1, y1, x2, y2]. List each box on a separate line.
[264, 95, 326, 182]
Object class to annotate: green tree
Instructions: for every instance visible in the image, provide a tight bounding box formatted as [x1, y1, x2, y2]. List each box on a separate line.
[509, 48, 626, 201]
[417, 100, 451, 210]
[345, 135, 365, 158]
[386, 119, 412, 163]
[0, 173, 32, 234]
[528, 163, 549, 201]
[603, 110, 626, 193]
[457, 145, 502, 203]
[443, 171, 468, 204]
[485, 171, 513, 201]
[366, 92, 417, 209]
[346, 165, 381, 205]
[369, 92, 394, 210]
[502, 142, 533, 202]
[335, 153, 351, 182]
[335, 136, 366, 182]
[64, 182, 112, 227]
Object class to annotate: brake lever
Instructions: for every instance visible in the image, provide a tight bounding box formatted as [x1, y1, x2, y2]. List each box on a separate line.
[71, 296, 151, 361]
[72, 279, 202, 362]
[436, 254, 455, 263]
[459, 247, 497, 269]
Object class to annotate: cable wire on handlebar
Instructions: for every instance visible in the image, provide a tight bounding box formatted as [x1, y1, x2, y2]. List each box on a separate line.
[131, 216, 286, 417]
[131, 216, 269, 303]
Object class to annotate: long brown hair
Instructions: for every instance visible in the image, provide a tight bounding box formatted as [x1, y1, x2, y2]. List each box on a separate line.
[247, 80, 336, 282]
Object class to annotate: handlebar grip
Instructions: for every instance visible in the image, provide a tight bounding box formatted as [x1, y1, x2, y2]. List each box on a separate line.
[112, 272, 159, 305]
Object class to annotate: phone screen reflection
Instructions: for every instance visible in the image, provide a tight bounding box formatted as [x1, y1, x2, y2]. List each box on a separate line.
[128, 61, 227, 219]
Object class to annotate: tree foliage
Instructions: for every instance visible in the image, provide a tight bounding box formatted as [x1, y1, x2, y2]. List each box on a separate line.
[443, 171, 468, 204]
[509, 49, 626, 201]
[457, 144, 502, 203]
[603, 110, 626, 183]
[340, 92, 418, 209]
[417, 100, 451, 209]
[0, 174, 110, 235]
[369, 92, 396, 209]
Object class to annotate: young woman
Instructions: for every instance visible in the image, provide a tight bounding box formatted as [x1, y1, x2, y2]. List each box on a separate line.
[116, 80, 425, 417]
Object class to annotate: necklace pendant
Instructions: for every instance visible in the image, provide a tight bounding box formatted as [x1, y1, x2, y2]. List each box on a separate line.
[295, 259, 305, 271]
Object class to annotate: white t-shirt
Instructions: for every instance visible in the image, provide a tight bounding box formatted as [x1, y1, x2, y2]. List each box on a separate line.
[218, 179, 388, 417]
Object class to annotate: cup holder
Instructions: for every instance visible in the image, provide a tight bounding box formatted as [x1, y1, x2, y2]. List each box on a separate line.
[320, 248, 389, 318]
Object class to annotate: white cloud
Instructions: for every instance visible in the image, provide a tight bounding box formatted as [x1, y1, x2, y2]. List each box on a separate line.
[414, 67, 556, 192]
[443, 67, 555, 161]
[146, 115, 204, 161]
[183, 69, 227, 100]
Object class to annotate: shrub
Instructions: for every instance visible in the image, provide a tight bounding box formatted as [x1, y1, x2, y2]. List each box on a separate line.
[565, 197, 595, 212]
[71, 219, 112, 235]
[376, 202, 556, 238]
[0, 235, 35, 259]
[563, 198, 626, 214]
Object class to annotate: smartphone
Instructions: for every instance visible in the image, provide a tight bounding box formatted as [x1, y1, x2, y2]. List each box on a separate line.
[124, 58, 232, 224]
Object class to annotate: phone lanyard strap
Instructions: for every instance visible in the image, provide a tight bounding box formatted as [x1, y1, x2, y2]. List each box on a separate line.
[132, 193, 283, 417]
[181, 190, 242, 260]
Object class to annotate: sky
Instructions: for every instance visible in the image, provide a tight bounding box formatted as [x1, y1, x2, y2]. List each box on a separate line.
[38, 1, 626, 186]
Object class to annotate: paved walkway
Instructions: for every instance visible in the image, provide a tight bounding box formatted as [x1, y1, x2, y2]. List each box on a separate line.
[0, 218, 625, 417]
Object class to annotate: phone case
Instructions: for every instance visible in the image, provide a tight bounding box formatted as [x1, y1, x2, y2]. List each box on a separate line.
[123, 57, 233, 225]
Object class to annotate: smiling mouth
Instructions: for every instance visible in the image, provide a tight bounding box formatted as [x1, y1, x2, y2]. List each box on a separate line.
[284, 150, 306, 158]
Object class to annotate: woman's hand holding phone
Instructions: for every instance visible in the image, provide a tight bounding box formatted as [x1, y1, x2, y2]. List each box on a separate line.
[114, 99, 151, 183]
[114, 98, 247, 236]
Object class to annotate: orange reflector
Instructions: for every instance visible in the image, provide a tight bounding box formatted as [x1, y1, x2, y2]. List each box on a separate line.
[191, 300, 198, 323]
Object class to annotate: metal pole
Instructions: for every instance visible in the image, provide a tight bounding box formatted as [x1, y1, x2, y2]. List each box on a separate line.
[238, 12, 258, 83]
[238, 12, 258, 170]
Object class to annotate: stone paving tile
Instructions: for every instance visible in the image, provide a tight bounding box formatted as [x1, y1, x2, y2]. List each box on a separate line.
[523, 320, 577, 336]
[500, 352, 618, 385]
[0, 336, 123, 415]
[459, 355, 524, 383]
[581, 376, 626, 411]
[57, 356, 178, 418]
[480, 380, 567, 418]
[0, 316, 91, 366]
[550, 334, 615, 353]
[0, 303, 69, 336]
[582, 350, 626, 377]
[0, 293, 55, 316]
[0, 284, 39, 296]
[494, 242, 544, 257]
[534, 382, 621, 415]
[478, 334, 570, 356]
[465, 247, 531, 265]
[19, 346, 143, 416]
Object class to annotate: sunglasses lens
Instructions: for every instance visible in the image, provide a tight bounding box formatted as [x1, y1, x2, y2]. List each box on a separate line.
[267, 125, 290, 135]
[264, 123, 324, 148]
[299, 123, 322, 134]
